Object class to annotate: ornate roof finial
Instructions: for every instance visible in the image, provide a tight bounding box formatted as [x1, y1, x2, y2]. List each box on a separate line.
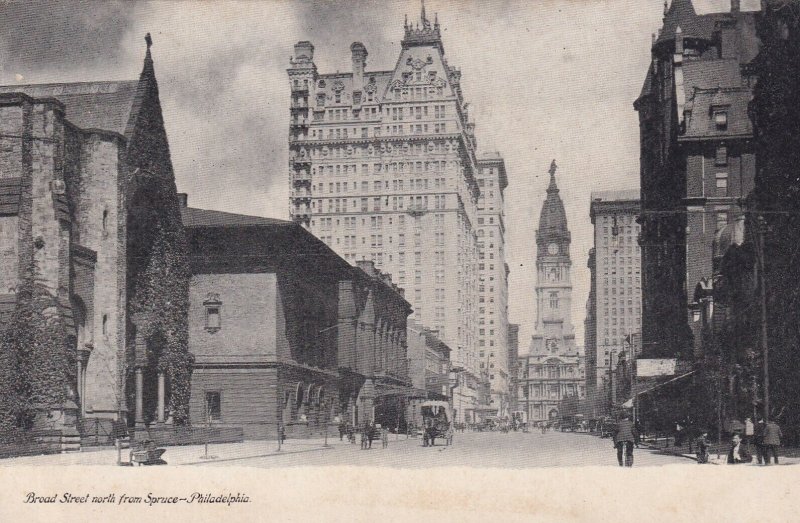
[549, 159, 557, 177]
[404, 13, 408, 29]
[434, 12, 439, 28]
[145, 32, 152, 49]
[663, 0, 669, 18]
[547, 159, 559, 193]
[421, 0, 427, 24]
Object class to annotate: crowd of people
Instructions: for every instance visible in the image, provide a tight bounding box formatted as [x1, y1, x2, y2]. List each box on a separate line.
[607, 412, 786, 467]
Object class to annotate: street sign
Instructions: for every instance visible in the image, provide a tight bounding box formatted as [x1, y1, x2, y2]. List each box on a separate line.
[636, 358, 676, 377]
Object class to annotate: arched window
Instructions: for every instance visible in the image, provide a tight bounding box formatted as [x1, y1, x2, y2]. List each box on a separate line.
[102, 314, 108, 335]
[549, 292, 559, 309]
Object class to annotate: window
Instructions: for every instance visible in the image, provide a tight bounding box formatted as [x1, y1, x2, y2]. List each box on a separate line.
[549, 292, 559, 309]
[715, 145, 728, 166]
[714, 110, 728, 130]
[716, 173, 728, 197]
[205, 391, 221, 421]
[716, 211, 728, 231]
[204, 292, 222, 333]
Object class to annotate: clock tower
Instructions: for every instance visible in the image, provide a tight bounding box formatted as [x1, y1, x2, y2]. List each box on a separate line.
[531, 160, 575, 355]
[519, 161, 584, 424]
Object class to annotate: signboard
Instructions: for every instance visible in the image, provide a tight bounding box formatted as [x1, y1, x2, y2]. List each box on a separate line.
[636, 358, 677, 377]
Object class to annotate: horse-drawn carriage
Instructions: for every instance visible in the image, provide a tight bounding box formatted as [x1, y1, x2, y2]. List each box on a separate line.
[421, 401, 453, 447]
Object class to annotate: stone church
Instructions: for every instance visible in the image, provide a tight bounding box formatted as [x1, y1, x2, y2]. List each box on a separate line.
[517, 162, 585, 424]
[0, 35, 189, 436]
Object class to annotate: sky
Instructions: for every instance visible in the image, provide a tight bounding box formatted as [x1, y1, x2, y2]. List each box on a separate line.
[0, 0, 761, 352]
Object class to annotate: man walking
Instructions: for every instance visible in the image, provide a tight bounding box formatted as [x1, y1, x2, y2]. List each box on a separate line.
[613, 414, 636, 467]
[754, 418, 765, 464]
[762, 419, 783, 465]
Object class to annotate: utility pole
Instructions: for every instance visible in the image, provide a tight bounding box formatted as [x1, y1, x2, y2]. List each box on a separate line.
[757, 215, 769, 421]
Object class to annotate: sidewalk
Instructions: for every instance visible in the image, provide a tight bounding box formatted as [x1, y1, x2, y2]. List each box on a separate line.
[0, 435, 358, 467]
[640, 437, 800, 465]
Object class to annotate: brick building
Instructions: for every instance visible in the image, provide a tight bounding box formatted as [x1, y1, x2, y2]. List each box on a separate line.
[0, 36, 187, 434]
[406, 319, 451, 428]
[182, 200, 412, 438]
[286, 5, 496, 422]
[635, 0, 759, 360]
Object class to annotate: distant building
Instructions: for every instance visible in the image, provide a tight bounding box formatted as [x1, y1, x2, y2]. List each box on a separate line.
[286, 5, 494, 422]
[182, 200, 412, 438]
[507, 324, 520, 413]
[583, 249, 598, 411]
[518, 162, 585, 424]
[635, 0, 759, 360]
[406, 319, 451, 428]
[476, 153, 510, 418]
[589, 190, 642, 401]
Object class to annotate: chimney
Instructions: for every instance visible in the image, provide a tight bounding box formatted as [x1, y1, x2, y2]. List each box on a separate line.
[350, 42, 367, 89]
[177, 193, 188, 208]
[731, 0, 740, 14]
[293, 41, 315, 62]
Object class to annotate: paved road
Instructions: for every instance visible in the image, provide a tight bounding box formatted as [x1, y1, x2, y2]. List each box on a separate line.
[200, 430, 690, 468]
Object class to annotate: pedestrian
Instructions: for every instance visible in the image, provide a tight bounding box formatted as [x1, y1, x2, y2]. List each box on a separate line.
[762, 419, 783, 465]
[367, 421, 375, 449]
[613, 413, 636, 467]
[694, 429, 709, 464]
[381, 425, 389, 449]
[675, 420, 685, 447]
[754, 418, 765, 464]
[744, 417, 754, 448]
[360, 421, 370, 450]
[634, 418, 643, 448]
[727, 433, 752, 464]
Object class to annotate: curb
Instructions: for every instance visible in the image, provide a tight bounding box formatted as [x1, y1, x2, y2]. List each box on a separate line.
[181, 445, 333, 466]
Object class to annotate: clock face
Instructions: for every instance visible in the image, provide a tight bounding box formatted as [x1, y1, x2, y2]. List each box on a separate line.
[547, 243, 559, 255]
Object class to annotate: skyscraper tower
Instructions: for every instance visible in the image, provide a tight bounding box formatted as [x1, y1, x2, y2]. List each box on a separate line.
[286, 4, 501, 423]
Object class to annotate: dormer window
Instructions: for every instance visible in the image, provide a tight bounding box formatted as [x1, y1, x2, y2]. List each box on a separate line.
[713, 109, 728, 130]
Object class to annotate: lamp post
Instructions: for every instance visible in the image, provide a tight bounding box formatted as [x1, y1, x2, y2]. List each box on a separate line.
[756, 215, 769, 421]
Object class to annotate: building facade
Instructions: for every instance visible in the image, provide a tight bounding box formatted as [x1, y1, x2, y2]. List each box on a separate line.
[182, 202, 412, 438]
[0, 37, 189, 436]
[518, 162, 585, 424]
[588, 190, 642, 398]
[635, 0, 759, 361]
[406, 319, 451, 428]
[507, 323, 520, 414]
[287, 6, 486, 422]
[476, 153, 510, 417]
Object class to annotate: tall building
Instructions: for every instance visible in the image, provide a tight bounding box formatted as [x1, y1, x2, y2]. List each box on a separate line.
[634, 0, 759, 360]
[287, 6, 488, 422]
[518, 162, 585, 424]
[588, 190, 642, 391]
[583, 248, 598, 408]
[476, 153, 510, 417]
[507, 323, 520, 413]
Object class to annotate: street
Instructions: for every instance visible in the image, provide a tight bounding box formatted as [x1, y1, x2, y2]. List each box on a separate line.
[199, 430, 689, 468]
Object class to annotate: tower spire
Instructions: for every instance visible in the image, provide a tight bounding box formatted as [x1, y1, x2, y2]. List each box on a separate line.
[547, 159, 558, 193]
